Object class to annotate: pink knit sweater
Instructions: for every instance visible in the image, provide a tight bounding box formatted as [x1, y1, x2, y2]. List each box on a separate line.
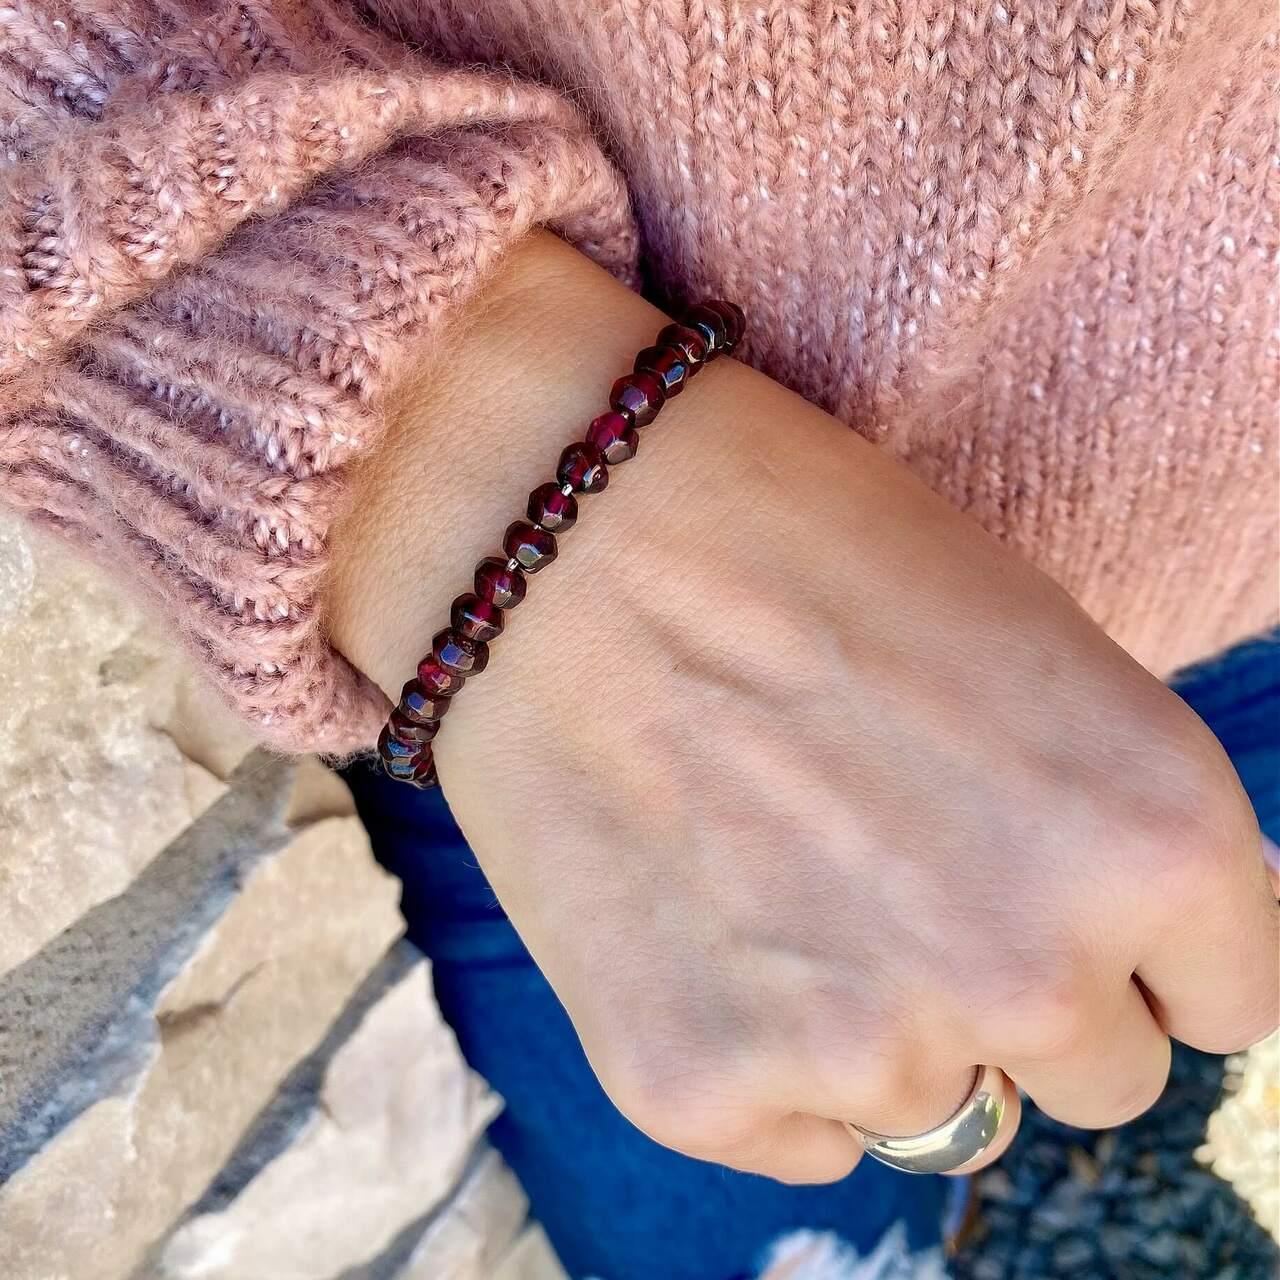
[1, 0, 1275, 753]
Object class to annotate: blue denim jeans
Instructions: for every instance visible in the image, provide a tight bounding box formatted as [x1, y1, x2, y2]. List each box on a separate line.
[343, 630, 1279, 1280]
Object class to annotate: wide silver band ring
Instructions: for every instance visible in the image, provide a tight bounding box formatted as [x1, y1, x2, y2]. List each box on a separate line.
[846, 1064, 1010, 1175]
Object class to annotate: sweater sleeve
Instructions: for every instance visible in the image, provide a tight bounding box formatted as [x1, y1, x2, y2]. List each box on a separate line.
[0, 0, 639, 753]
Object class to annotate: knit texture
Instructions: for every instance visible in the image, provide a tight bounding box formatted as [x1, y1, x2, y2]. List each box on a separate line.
[0, 0, 1275, 752]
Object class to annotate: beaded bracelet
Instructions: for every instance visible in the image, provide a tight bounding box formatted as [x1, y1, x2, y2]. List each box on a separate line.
[376, 299, 746, 788]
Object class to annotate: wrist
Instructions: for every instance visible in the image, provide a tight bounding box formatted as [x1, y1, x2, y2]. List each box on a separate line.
[325, 231, 674, 703]
[323, 229, 909, 795]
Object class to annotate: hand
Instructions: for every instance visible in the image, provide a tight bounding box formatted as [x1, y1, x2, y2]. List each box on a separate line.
[328, 233, 1279, 1183]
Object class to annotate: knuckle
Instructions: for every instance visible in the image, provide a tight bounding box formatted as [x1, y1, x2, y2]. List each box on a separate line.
[774, 1148, 862, 1187]
[986, 959, 1097, 1062]
[1137, 802, 1240, 890]
[1114, 723, 1257, 891]
[792, 998, 914, 1111]
[1189, 994, 1280, 1056]
[1074, 1053, 1171, 1129]
[602, 1045, 756, 1156]
[1103, 1069, 1169, 1127]
[1230, 999, 1280, 1053]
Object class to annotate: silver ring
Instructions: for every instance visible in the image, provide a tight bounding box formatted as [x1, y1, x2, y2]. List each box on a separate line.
[846, 1064, 1010, 1175]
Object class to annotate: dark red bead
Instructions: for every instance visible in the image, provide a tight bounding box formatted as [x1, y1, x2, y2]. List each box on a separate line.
[433, 627, 488, 675]
[527, 481, 578, 533]
[410, 753, 439, 788]
[451, 593, 505, 642]
[557, 442, 609, 493]
[585, 411, 638, 464]
[657, 322, 709, 369]
[609, 372, 666, 427]
[474, 557, 526, 609]
[378, 724, 422, 781]
[416, 656, 465, 697]
[683, 303, 728, 357]
[706, 300, 746, 350]
[400, 679, 451, 723]
[390, 707, 440, 744]
[379, 723, 419, 761]
[382, 756, 419, 782]
[634, 344, 689, 397]
[503, 520, 558, 572]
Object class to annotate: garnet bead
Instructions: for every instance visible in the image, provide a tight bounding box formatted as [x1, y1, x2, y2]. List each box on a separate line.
[683, 303, 728, 356]
[378, 724, 421, 781]
[390, 708, 440, 744]
[657, 323, 709, 369]
[379, 724, 418, 760]
[433, 627, 488, 676]
[503, 520, 558, 572]
[634, 344, 689, 397]
[416, 656, 465, 697]
[609, 372, 666, 427]
[379, 300, 742, 787]
[585, 411, 639, 464]
[451, 593, 504, 642]
[382, 756, 418, 782]
[527, 481, 578, 533]
[400, 679, 451, 723]
[474, 557, 526, 609]
[557, 442, 609, 493]
[706, 300, 746, 351]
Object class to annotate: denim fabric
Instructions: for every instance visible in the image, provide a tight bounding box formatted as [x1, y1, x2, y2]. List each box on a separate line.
[342, 629, 1279, 1279]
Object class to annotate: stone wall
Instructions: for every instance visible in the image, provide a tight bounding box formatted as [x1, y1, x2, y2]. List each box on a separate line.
[0, 515, 564, 1280]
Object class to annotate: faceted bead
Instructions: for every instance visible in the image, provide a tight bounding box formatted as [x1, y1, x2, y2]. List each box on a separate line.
[400, 679, 451, 723]
[410, 753, 439, 788]
[706, 300, 746, 351]
[609, 372, 666, 427]
[634, 344, 689, 397]
[683, 303, 728, 357]
[557, 442, 609, 493]
[452, 593, 505, 642]
[585, 411, 638, 464]
[433, 627, 488, 676]
[382, 755, 418, 782]
[417, 656, 465, 697]
[379, 723, 419, 762]
[527, 481, 578, 533]
[390, 707, 440, 744]
[378, 724, 422, 781]
[503, 520, 558, 572]
[474, 556, 526, 609]
[657, 322, 709, 370]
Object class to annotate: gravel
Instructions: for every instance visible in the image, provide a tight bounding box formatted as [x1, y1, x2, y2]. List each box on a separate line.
[952, 1040, 1280, 1279]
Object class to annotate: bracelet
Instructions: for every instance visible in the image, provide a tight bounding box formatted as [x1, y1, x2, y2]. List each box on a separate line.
[376, 299, 746, 788]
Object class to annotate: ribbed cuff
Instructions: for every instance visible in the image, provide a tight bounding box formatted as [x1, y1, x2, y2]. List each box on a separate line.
[0, 1, 638, 753]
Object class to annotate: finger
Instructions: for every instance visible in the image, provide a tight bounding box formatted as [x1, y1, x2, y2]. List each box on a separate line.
[769, 1010, 975, 1137]
[793, 1057, 1023, 1178]
[1139, 834, 1280, 1054]
[992, 980, 1171, 1129]
[714, 1110, 864, 1185]
[776, 1036, 1021, 1173]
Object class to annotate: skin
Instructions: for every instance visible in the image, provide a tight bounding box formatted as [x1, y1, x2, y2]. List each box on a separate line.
[327, 232, 1279, 1184]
